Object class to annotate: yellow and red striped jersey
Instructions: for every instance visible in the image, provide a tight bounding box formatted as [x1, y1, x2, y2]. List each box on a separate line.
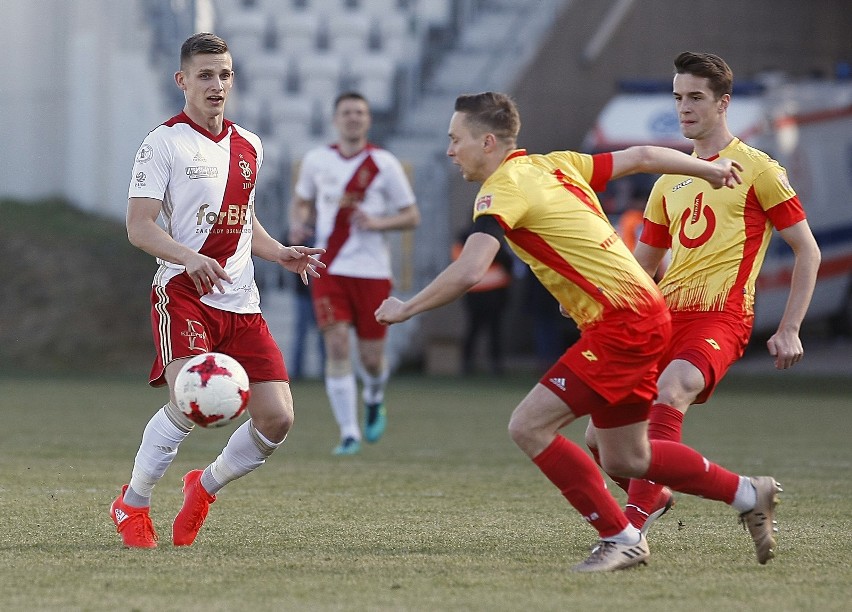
[641, 138, 805, 315]
[472, 149, 664, 329]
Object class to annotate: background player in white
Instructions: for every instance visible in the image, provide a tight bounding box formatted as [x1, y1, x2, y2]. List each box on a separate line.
[110, 32, 324, 548]
[289, 92, 420, 455]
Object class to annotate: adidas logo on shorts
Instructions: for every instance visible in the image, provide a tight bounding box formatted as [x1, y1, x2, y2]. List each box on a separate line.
[549, 377, 566, 391]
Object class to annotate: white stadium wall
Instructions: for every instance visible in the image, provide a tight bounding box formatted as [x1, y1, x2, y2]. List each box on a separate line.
[0, 0, 171, 219]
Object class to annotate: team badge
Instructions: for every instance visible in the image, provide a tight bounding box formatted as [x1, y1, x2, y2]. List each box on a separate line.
[475, 194, 492, 211]
[778, 170, 792, 192]
[239, 159, 252, 181]
[135, 144, 153, 164]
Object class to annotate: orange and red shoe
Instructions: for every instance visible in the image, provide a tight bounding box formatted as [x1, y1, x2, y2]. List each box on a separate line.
[110, 484, 158, 548]
[173, 469, 216, 546]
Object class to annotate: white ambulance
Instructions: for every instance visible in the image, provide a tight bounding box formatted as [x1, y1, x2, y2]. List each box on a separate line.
[585, 77, 852, 334]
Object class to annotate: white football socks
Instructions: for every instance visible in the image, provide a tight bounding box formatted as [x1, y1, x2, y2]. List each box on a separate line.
[360, 365, 389, 406]
[731, 476, 758, 513]
[606, 524, 643, 545]
[125, 404, 193, 507]
[326, 372, 360, 440]
[204, 420, 282, 494]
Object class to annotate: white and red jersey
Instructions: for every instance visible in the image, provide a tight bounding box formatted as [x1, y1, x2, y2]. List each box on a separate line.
[294, 143, 416, 279]
[129, 112, 263, 314]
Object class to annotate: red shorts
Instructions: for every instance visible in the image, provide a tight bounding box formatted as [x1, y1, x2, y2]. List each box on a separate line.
[661, 310, 753, 404]
[540, 306, 672, 429]
[148, 275, 288, 386]
[310, 274, 391, 340]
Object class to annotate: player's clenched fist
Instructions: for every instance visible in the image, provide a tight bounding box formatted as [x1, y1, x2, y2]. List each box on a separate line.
[375, 297, 408, 325]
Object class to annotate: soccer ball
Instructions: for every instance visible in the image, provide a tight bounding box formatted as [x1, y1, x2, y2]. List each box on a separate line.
[174, 352, 251, 428]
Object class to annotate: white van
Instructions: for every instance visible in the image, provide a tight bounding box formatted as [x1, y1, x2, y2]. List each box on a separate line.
[585, 78, 852, 334]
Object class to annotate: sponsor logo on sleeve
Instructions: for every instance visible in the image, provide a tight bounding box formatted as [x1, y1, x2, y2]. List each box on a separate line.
[475, 194, 492, 211]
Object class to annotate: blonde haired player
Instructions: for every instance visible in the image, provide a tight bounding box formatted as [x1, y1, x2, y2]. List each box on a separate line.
[376, 91, 782, 571]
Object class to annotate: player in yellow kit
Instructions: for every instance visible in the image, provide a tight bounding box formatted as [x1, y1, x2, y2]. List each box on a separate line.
[585, 52, 821, 535]
[376, 91, 782, 571]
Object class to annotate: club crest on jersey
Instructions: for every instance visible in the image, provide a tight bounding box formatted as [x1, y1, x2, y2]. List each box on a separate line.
[475, 194, 493, 211]
[239, 159, 253, 181]
[778, 170, 792, 191]
[135, 144, 153, 164]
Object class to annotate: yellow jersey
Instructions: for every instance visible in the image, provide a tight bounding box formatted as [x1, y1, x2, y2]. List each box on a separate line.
[641, 138, 805, 314]
[472, 149, 664, 329]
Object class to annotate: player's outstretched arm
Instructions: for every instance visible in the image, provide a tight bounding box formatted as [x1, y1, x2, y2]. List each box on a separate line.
[610, 145, 742, 188]
[375, 231, 500, 325]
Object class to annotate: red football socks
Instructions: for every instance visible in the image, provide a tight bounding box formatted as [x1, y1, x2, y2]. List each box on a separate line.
[626, 403, 684, 526]
[643, 439, 739, 503]
[534, 435, 629, 538]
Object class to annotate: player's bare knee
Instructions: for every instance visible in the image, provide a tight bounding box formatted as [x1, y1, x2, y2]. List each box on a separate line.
[253, 412, 292, 444]
[360, 353, 384, 375]
[583, 423, 598, 451]
[507, 416, 539, 455]
[599, 452, 646, 478]
[507, 414, 525, 445]
[325, 357, 352, 377]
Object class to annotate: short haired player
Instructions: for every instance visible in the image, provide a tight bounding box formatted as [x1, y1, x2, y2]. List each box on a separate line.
[584, 52, 821, 537]
[289, 92, 420, 455]
[109, 33, 324, 548]
[375, 91, 782, 571]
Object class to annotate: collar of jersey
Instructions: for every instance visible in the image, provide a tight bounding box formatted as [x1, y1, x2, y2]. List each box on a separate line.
[176, 111, 233, 143]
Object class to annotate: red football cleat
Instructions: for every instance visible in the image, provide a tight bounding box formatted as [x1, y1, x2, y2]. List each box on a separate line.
[110, 484, 158, 549]
[172, 469, 216, 546]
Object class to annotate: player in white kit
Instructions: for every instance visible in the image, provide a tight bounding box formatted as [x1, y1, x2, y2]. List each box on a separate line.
[290, 92, 420, 455]
[109, 33, 324, 548]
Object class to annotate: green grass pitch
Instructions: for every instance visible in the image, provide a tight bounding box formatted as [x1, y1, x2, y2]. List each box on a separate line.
[1, 373, 850, 610]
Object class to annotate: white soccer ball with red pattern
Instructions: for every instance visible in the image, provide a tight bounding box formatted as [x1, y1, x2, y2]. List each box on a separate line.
[174, 352, 251, 428]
